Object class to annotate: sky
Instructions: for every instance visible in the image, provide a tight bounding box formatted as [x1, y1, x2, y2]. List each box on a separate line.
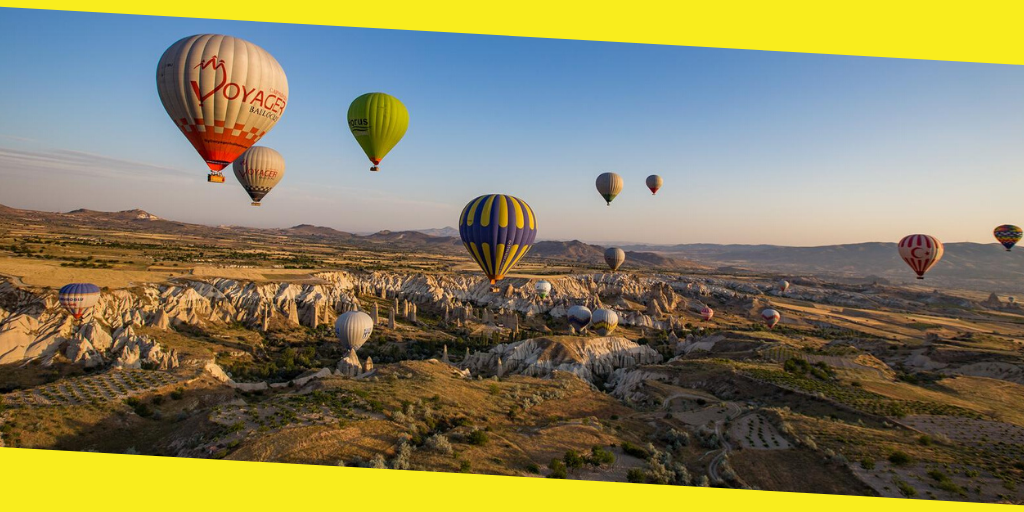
[0, 8, 1022, 246]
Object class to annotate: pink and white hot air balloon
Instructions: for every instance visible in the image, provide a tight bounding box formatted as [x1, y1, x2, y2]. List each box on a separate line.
[897, 234, 944, 280]
[761, 309, 780, 329]
[700, 306, 714, 321]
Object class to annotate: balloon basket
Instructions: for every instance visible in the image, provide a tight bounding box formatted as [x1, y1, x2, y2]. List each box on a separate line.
[370, 166, 380, 172]
[207, 173, 226, 184]
[251, 202, 261, 207]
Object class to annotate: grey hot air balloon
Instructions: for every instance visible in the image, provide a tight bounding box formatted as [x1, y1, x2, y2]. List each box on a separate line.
[646, 175, 663, 195]
[604, 247, 625, 271]
[335, 311, 374, 352]
[233, 146, 285, 206]
[567, 305, 592, 333]
[596, 172, 623, 206]
[778, 280, 790, 294]
[591, 308, 619, 336]
[761, 309, 781, 329]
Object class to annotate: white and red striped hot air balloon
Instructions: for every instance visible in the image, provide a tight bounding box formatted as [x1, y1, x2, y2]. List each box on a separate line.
[700, 306, 714, 321]
[157, 34, 289, 183]
[897, 234, 944, 280]
[761, 309, 780, 329]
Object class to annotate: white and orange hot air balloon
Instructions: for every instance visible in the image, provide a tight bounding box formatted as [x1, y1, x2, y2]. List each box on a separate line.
[232, 146, 285, 206]
[700, 306, 714, 321]
[157, 34, 289, 183]
[897, 234, 944, 280]
[761, 309, 780, 329]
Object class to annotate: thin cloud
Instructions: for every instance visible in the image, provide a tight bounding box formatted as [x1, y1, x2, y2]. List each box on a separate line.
[0, 147, 195, 185]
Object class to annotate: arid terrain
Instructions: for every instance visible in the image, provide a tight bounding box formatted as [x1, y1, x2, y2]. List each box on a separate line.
[1, 204, 1023, 504]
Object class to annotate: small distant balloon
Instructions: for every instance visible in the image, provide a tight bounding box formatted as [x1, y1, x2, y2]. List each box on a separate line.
[700, 306, 714, 321]
[761, 309, 780, 329]
[232, 146, 285, 206]
[993, 225, 1023, 252]
[591, 308, 619, 336]
[567, 305, 592, 333]
[779, 280, 790, 294]
[604, 247, 625, 272]
[646, 175, 663, 195]
[897, 234, 944, 280]
[335, 311, 374, 352]
[535, 280, 552, 299]
[58, 283, 101, 320]
[595, 172, 623, 206]
[1009, 296, 1016, 304]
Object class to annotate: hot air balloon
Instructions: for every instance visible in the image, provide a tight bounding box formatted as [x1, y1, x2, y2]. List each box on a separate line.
[58, 283, 101, 321]
[535, 280, 552, 299]
[700, 306, 714, 321]
[567, 305, 592, 333]
[604, 247, 625, 271]
[646, 175, 663, 195]
[596, 172, 623, 206]
[592, 308, 619, 336]
[778, 280, 790, 294]
[459, 194, 537, 284]
[232, 146, 285, 206]
[157, 34, 289, 183]
[897, 234, 944, 280]
[348, 92, 409, 172]
[1009, 296, 1017, 304]
[761, 309, 780, 329]
[335, 311, 373, 352]
[994, 225, 1023, 252]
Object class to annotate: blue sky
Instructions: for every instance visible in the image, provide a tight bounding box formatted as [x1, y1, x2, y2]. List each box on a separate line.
[1, 8, 1022, 246]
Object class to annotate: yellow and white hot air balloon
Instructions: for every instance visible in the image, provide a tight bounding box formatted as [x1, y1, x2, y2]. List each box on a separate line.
[232, 146, 285, 206]
[156, 34, 289, 183]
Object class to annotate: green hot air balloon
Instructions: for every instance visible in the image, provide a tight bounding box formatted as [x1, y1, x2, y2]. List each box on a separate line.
[347, 92, 409, 172]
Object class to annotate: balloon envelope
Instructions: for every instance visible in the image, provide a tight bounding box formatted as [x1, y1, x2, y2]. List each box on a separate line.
[898, 234, 944, 279]
[604, 247, 625, 271]
[459, 194, 537, 284]
[335, 311, 374, 352]
[646, 175, 663, 195]
[591, 308, 619, 336]
[700, 306, 714, 321]
[595, 172, 623, 205]
[157, 34, 288, 177]
[232, 146, 285, 205]
[761, 309, 780, 329]
[535, 280, 552, 299]
[347, 92, 409, 171]
[994, 225, 1023, 252]
[778, 280, 790, 293]
[58, 283, 101, 320]
[567, 305, 592, 333]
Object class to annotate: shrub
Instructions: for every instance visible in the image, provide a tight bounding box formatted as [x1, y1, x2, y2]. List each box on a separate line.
[548, 459, 567, 479]
[860, 457, 876, 470]
[564, 450, 585, 472]
[888, 451, 913, 467]
[588, 446, 616, 466]
[621, 442, 650, 459]
[918, 435, 933, 446]
[526, 462, 540, 474]
[488, 383, 500, 396]
[369, 454, 387, 469]
[627, 468, 646, 483]
[459, 459, 472, 473]
[894, 477, 917, 497]
[468, 430, 489, 446]
[425, 434, 453, 455]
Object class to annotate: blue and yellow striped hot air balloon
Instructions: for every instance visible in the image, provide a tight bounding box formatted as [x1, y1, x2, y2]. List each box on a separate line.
[459, 194, 537, 284]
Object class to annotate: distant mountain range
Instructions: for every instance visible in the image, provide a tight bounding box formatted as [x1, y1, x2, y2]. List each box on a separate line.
[2, 204, 1021, 293]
